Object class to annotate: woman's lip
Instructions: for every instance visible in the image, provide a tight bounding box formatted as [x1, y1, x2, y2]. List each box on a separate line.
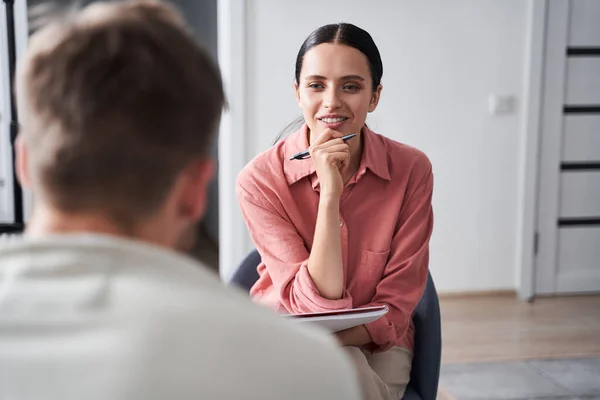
[317, 116, 348, 120]
[318, 119, 347, 129]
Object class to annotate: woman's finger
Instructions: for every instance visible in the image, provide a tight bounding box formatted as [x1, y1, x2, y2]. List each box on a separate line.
[313, 143, 349, 154]
[311, 128, 344, 146]
[314, 151, 351, 167]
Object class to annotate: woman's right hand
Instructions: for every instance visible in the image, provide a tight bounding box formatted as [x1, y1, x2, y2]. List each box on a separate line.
[309, 129, 350, 199]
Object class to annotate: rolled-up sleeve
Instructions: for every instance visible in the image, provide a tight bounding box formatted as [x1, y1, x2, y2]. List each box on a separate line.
[236, 178, 353, 314]
[363, 165, 434, 351]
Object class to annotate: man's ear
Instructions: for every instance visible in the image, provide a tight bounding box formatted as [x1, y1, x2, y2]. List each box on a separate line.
[15, 135, 31, 188]
[368, 84, 383, 113]
[178, 159, 215, 221]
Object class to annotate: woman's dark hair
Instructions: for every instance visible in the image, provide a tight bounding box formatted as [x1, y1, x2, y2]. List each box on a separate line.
[274, 23, 383, 144]
[296, 23, 383, 91]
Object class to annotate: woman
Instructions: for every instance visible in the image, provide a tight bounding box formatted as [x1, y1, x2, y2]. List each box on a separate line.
[236, 22, 433, 400]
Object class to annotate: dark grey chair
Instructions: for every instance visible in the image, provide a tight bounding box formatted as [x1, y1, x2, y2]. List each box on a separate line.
[230, 249, 441, 400]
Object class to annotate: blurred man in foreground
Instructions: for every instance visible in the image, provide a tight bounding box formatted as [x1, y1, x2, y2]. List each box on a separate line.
[0, 1, 360, 399]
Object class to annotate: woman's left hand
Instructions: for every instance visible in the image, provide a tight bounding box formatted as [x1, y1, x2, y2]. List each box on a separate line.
[334, 325, 372, 347]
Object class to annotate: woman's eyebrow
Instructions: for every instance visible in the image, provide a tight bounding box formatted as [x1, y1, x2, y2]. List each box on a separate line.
[304, 75, 366, 81]
[304, 75, 327, 81]
[340, 75, 365, 81]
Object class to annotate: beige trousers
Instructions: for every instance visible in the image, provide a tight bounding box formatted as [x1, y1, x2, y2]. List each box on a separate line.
[344, 346, 412, 400]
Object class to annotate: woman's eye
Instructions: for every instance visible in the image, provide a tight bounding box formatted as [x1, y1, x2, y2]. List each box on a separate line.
[308, 83, 324, 90]
[343, 84, 360, 91]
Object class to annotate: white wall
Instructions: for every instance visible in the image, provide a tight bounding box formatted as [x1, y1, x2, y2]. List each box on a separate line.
[220, 0, 533, 293]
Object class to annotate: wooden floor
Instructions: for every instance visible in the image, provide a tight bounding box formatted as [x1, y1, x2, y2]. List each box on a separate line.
[440, 294, 600, 365]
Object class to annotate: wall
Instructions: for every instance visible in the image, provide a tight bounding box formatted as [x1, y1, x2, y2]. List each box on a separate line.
[220, 0, 534, 293]
[170, 0, 220, 247]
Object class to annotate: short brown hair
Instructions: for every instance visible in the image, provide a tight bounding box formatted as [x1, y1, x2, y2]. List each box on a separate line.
[17, 0, 225, 223]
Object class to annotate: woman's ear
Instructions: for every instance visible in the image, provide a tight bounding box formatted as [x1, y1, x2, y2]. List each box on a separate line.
[368, 84, 383, 113]
[294, 81, 301, 107]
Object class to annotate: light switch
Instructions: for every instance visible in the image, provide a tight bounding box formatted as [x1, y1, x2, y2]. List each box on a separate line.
[488, 94, 515, 115]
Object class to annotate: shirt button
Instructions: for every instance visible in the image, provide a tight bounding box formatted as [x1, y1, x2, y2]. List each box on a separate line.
[339, 220, 344, 227]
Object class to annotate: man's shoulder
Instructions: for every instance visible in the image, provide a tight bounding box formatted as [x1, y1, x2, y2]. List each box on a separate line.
[147, 299, 361, 399]
[0, 235, 360, 399]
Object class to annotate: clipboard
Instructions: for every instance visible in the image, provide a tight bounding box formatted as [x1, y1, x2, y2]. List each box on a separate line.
[284, 305, 388, 333]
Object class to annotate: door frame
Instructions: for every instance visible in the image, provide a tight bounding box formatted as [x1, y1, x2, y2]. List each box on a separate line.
[217, 0, 251, 282]
[515, 0, 548, 301]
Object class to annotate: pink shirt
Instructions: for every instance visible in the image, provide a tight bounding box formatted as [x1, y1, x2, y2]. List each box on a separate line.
[236, 125, 434, 352]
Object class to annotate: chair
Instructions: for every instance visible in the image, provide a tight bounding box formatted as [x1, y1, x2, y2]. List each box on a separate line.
[229, 249, 261, 292]
[229, 250, 441, 400]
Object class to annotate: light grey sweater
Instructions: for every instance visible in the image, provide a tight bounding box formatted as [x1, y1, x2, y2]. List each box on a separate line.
[0, 234, 359, 400]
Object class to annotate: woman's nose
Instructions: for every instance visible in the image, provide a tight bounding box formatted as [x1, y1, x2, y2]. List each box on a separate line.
[323, 88, 342, 110]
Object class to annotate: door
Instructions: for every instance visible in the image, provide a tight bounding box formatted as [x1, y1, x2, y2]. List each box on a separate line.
[535, 0, 600, 295]
[0, 0, 27, 233]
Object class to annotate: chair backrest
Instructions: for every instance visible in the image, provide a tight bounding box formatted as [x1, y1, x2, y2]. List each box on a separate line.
[229, 250, 441, 400]
[409, 273, 441, 400]
[229, 249, 261, 292]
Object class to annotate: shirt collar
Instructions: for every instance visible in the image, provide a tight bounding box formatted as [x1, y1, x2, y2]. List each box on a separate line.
[282, 124, 391, 187]
[358, 125, 391, 182]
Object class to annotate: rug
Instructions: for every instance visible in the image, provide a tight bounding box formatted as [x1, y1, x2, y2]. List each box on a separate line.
[440, 357, 600, 400]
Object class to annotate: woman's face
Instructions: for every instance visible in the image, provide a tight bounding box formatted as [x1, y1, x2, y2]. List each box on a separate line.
[295, 43, 382, 139]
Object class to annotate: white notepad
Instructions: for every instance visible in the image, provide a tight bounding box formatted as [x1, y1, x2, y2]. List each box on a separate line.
[285, 305, 388, 333]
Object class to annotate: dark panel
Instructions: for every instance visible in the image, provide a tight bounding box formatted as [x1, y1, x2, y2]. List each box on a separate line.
[561, 162, 600, 171]
[567, 47, 600, 57]
[558, 218, 600, 227]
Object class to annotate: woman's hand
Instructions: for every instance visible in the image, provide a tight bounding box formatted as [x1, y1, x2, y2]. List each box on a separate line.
[334, 325, 372, 347]
[309, 129, 350, 198]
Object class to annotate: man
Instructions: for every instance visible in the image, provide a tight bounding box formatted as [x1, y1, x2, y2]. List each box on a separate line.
[0, 1, 360, 399]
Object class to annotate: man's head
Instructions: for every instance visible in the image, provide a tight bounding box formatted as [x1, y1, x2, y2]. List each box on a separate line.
[16, 0, 225, 250]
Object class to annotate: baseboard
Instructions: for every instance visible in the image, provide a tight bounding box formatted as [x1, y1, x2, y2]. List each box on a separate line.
[438, 289, 517, 299]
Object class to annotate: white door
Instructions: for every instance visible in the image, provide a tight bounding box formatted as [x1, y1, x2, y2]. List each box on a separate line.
[535, 0, 600, 295]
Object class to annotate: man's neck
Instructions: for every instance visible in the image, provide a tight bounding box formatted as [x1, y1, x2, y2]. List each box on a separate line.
[25, 205, 190, 252]
[26, 206, 137, 240]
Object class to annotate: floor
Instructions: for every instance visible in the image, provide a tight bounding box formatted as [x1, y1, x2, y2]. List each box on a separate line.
[437, 294, 600, 400]
[440, 294, 600, 365]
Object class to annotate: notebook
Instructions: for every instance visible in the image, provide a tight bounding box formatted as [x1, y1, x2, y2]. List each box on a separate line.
[284, 305, 388, 333]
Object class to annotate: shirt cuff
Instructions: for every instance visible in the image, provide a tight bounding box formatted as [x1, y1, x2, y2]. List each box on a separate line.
[293, 264, 353, 312]
[364, 315, 396, 352]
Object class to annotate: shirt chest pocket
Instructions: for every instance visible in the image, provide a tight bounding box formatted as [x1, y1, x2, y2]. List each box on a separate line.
[359, 249, 390, 285]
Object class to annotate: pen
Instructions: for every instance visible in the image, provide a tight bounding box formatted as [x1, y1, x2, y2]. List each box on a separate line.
[289, 133, 357, 161]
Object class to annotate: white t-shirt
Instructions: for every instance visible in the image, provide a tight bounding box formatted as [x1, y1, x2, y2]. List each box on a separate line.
[0, 234, 360, 400]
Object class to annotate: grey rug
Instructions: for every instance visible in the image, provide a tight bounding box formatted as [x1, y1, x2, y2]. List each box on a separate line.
[440, 357, 600, 400]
